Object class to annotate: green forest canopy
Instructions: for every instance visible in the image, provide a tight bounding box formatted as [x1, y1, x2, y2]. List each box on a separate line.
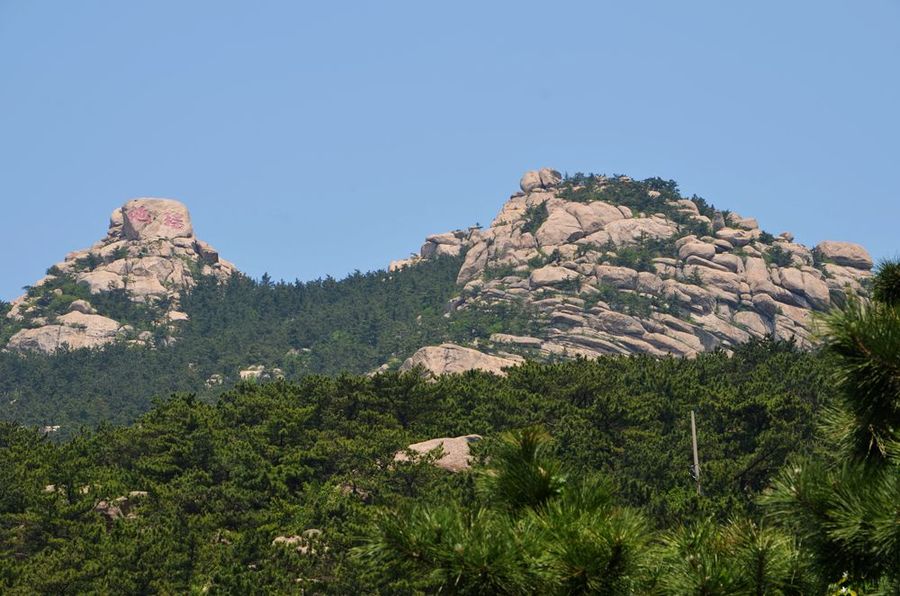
[1, 255, 534, 436]
[1, 340, 854, 593]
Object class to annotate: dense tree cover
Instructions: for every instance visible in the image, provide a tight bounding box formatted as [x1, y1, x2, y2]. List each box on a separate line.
[1, 256, 533, 437]
[367, 262, 900, 594]
[0, 184, 894, 592]
[364, 428, 819, 594]
[0, 174, 791, 438]
[0, 340, 842, 593]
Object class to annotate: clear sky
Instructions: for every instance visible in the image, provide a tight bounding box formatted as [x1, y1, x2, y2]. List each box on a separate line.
[1, 1, 898, 301]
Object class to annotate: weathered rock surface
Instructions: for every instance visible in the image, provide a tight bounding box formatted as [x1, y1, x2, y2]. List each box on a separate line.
[6, 198, 238, 354]
[400, 343, 524, 376]
[520, 168, 562, 193]
[814, 241, 873, 270]
[394, 434, 482, 472]
[7, 312, 121, 353]
[489, 333, 543, 347]
[396, 168, 873, 363]
[530, 266, 579, 288]
[272, 529, 326, 555]
[122, 198, 194, 241]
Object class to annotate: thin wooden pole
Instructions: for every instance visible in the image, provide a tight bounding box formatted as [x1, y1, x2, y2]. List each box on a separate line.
[690, 410, 701, 496]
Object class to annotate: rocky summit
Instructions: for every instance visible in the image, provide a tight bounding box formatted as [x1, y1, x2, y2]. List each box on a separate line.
[396, 168, 873, 371]
[5, 198, 237, 353]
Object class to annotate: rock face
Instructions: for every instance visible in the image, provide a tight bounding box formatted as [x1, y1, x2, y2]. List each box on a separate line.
[121, 199, 194, 241]
[389, 229, 473, 272]
[7, 312, 121, 353]
[520, 168, 562, 193]
[398, 169, 873, 362]
[815, 240, 874, 269]
[6, 198, 238, 354]
[394, 435, 482, 472]
[399, 343, 524, 376]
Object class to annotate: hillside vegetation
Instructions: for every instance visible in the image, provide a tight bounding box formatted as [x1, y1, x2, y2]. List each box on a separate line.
[6, 255, 899, 593]
[1, 255, 524, 435]
[0, 174, 894, 593]
[1, 170, 875, 437]
[0, 339, 847, 593]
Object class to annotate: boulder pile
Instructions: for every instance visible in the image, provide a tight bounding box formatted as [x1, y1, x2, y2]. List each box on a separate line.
[399, 343, 524, 376]
[398, 168, 873, 367]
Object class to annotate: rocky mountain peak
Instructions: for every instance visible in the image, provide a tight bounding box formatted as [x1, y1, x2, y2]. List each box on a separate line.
[397, 168, 874, 371]
[5, 198, 237, 353]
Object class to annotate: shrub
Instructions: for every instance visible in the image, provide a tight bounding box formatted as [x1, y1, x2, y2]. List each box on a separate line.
[483, 264, 519, 281]
[521, 202, 549, 235]
[758, 230, 776, 244]
[812, 248, 835, 268]
[764, 244, 793, 267]
[872, 260, 900, 305]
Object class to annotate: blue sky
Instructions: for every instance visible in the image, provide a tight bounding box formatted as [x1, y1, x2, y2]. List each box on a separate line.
[1, 1, 898, 301]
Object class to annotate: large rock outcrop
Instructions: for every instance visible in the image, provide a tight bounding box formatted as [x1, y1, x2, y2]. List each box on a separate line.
[6, 198, 238, 353]
[399, 343, 524, 376]
[394, 435, 482, 472]
[7, 311, 121, 353]
[397, 169, 873, 362]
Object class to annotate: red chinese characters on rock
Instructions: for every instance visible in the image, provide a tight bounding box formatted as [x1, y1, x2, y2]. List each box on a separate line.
[128, 206, 152, 225]
[163, 212, 185, 230]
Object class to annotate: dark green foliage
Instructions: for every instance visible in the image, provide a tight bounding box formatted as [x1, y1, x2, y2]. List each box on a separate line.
[761, 459, 898, 591]
[72, 253, 101, 272]
[689, 194, 717, 220]
[360, 429, 654, 594]
[0, 341, 839, 592]
[361, 503, 539, 594]
[0, 256, 467, 436]
[653, 518, 813, 594]
[483, 263, 520, 281]
[758, 230, 776, 244]
[558, 174, 714, 238]
[819, 285, 900, 464]
[21, 273, 163, 330]
[477, 427, 565, 511]
[0, 301, 21, 346]
[521, 202, 548, 235]
[528, 248, 561, 269]
[443, 300, 544, 344]
[812, 247, 835, 268]
[603, 236, 678, 272]
[363, 426, 818, 594]
[585, 284, 678, 318]
[760, 260, 900, 593]
[872, 259, 900, 306]
[764, 244, 793, 268]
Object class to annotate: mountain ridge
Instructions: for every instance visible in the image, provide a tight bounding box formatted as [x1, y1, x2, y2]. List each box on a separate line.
[4, 168, 873, 367]
[0, 168, 877, 435]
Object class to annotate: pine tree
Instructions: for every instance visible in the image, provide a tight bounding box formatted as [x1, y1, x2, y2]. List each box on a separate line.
[761, 260, 900, 593]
